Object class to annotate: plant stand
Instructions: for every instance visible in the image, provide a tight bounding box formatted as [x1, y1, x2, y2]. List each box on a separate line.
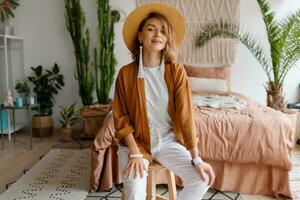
[0, 104, 41, 150]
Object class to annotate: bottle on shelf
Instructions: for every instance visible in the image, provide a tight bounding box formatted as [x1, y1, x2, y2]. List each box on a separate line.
[29, 87, 36, 105]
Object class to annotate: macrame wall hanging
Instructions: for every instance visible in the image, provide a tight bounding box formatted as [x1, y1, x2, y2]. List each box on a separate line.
[136, 0, 240, 65]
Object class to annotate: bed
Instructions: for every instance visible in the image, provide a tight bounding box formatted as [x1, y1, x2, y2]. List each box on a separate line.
[90, 65, 294, 199]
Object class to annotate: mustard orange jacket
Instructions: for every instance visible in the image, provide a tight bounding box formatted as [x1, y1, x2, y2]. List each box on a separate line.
[113, 61, 198, 160]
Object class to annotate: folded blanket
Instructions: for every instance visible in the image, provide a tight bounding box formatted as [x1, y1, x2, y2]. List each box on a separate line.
[192, 95, 247, 109]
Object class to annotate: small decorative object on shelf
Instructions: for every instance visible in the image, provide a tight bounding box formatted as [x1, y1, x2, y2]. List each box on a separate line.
[3, 89, 14, 107]
[28, 87, 36, 105]
[0, 110, 7, 130]
[15, 97, 23, 107]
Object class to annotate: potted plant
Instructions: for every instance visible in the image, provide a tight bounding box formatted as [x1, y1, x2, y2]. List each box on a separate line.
[79, 0, 120, 137]
[196, 0, 300, 111]
[59, 102, 80, 141]
[14, 79, 30, 105]
[65, 0, 119, 137]
[27, 63, 65, 137]
[0, 0, 19, 22]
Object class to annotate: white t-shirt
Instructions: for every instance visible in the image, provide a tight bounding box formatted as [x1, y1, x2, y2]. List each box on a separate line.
[143, 63, 176, 153]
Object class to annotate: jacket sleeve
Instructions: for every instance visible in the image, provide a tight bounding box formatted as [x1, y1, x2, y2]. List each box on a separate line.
[173, 64, 198, 150]
[112, 71, 135, 144]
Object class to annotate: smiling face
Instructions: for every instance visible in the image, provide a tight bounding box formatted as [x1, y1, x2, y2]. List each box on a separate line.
[138, 17, 168, 53]
[133, 12, 177, 63]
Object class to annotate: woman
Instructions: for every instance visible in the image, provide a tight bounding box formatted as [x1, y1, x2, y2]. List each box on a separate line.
[113, 3, 215, 200]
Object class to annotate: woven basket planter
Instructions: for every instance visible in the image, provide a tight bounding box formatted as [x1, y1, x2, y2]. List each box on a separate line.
[32, 115, 53, 137]
[80, 103, 112, 137]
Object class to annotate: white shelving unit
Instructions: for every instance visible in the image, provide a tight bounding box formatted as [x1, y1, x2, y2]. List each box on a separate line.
[0, 34, 25, 139]
[1, 123, 24, 140]
[1, 123, 23, 134]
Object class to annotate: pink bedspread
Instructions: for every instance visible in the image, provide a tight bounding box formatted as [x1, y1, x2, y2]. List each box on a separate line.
[193, 92, 293, 170]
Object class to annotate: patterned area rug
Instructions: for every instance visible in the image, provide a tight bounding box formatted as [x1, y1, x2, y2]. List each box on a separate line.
[1, 149, 298, 200]
[87, 185, 243, 200]
[0, 148, 90, 200]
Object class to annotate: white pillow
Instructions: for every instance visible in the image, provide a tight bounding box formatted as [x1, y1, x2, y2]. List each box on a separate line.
[184, 65, 231, 93]
[188, 77, 228, 93]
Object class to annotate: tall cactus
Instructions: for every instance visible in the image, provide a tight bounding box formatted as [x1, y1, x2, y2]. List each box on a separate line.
[95, 0, 120, 104]
[65, 0, 94, 106]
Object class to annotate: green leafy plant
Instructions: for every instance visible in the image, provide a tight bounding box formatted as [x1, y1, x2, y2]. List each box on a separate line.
[59, 102, 80, 128]
[65, 0, 119, 106]
[196, 0, 300, 111]
[94, 0, 120, 104]
[15, 80, 30, 95]
[0, 0, 19, 22]
[65, 0, 94, 106]
[27, 63, 65, 116]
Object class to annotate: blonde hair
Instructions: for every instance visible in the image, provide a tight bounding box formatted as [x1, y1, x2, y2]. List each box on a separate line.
[132, 12, 178, 64]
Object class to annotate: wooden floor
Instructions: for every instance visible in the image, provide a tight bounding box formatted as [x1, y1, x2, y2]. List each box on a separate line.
[0, 128, 92, 189]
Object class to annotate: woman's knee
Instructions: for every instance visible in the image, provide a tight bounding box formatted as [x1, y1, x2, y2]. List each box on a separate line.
[123, 178, 147, 200]
[182, 169, 209, 187]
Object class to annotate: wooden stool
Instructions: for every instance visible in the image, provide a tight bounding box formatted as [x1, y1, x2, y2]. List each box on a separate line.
[121, 161, 177, 200]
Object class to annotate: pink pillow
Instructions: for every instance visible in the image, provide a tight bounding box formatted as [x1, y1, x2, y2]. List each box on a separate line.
[184, 65, 231, 92]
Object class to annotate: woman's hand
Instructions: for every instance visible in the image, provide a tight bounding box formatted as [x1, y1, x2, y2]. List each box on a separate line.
[123, 157, 146, 179]
[194, 162, 215, 187]
[122, 133, 147, 179]
[189, 147, 215, 186]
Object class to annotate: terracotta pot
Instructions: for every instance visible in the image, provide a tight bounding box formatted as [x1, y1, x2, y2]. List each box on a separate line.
[80, 103, 112, 137]
[32, 115, 53, 137]
[60, 127, 72, 141]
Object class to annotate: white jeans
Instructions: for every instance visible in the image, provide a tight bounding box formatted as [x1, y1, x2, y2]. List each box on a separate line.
[118, 140, 209, 200]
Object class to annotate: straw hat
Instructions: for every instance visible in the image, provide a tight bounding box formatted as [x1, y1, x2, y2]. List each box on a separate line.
[122, 3, 186, 53]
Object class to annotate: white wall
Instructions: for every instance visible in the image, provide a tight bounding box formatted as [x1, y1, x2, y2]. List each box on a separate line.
[7, 0, 300, 127]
